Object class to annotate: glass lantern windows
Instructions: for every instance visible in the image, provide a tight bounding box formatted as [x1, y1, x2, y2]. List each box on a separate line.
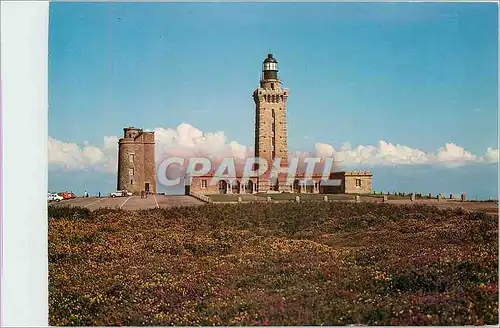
[263, 62, 277, 71]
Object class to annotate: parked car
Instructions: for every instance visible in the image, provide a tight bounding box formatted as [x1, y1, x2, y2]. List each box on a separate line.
[109, 190, 132, 198]
[58, 192, 77, 199]
[47, 193, 63, 202]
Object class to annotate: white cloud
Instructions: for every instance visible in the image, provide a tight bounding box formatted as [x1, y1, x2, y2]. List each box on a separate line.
[484, 147, 499, 163]
[326, 141, 498, 167]
[327, 141, 497, 167]
[154, 123, 251, 163]
[48, 123, 498, 172]
[434, 143, 477, 166]
[330, 141, 429, 166]
[314, 143, 334, 158]
[48, 134, 120, 172]
[48, 136, 114, 172]
[49, 124, 252, 173]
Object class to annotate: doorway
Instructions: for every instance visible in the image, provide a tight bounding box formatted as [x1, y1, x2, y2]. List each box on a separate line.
[246, 180, 254, 194]
[233, 180, 241, 194]
[218, 180, 228, 194]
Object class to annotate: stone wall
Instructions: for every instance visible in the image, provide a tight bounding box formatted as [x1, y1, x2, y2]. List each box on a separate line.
[142, 132, 157, 194]
[188, 176, 260, 195]
[344, 172, 372, 194]
[188, 175, 355, 195]
[318, 171, 373, 194]
[117, 139, 143, 194]
[319, 183, 343, 194]
[187, 177, 220, 195]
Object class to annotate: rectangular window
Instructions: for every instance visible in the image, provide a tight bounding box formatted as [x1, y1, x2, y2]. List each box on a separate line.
[129, 168, 134, 176]
[355, 178, 362, 187]
[201, 180, 208, 188]
[129, 153, 134, 163]
[131, 179, 133, 185]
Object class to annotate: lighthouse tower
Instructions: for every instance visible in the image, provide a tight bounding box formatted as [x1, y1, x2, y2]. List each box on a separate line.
[253, 54, 289, 192]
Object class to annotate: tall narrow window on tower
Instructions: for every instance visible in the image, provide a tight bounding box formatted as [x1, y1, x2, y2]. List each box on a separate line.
[272, 108, 276, 159]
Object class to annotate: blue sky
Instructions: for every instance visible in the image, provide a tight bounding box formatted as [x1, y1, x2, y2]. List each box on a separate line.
[48, 2, 498, 198]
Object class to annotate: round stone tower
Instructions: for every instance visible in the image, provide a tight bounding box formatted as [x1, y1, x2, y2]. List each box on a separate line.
[117, 127, 156, 195]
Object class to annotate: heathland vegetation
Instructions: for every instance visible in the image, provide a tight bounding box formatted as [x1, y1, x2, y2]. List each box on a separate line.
[48, 202, 498, 326]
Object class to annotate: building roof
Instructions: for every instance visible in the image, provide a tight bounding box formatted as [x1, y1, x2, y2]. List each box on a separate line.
[330, 171, 372, 176]
[263, 53, 277, 64]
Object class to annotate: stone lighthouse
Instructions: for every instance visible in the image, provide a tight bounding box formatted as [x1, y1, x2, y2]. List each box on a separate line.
[253, 53, 289, 192]
[117, 127, 156, 195]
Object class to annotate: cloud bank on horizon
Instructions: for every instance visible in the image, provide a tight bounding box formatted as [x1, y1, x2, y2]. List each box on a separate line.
[48, 123, 499, 172]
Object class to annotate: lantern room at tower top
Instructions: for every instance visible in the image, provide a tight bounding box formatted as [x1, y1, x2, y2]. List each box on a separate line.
[262, 53, 278, 81]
